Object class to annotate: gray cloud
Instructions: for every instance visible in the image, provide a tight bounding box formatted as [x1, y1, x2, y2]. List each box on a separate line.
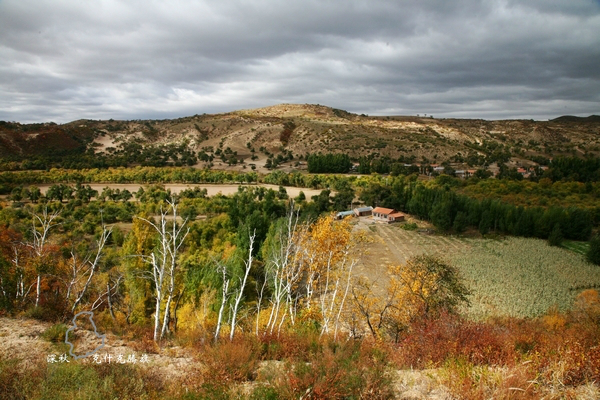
[0, 0, 599, 123]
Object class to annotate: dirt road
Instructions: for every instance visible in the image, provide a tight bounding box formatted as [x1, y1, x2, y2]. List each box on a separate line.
[34, 183, 323, 199]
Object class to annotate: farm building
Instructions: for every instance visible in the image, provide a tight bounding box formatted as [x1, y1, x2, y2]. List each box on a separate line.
[388, 212, 405, 223]
[335, 210, 355, 220]
[372, 207, 405, 223]
[353, 206, 373, 217]
[372, 207, 395, 219]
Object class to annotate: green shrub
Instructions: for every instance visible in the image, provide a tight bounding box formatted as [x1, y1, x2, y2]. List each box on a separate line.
[401, 222, 418, 231]
[24, 306, 47, 321]
[41, 362, 164, 399]
[250, 385, 280, 400]
[548, 224, 563, 247]
[42, 323, 70, 343]
[588, 235, 600, 265]
[41, 363, 100, 400]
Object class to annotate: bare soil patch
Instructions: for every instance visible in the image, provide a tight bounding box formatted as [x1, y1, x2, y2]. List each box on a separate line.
[34, 183, 323, 199]
[0, 317, 194, 380]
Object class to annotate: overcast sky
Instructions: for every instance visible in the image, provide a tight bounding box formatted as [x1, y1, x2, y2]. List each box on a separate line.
[1, 0, 599, 123]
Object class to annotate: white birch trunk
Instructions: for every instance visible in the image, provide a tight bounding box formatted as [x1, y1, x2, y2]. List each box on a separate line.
[229, 230, 255, 341]
[28, 207, 60, 307]
[214, 264, 230, 342]
[138, 198, 188, 342]
[35, 275, 40, 308]
[71, 226, 112, 312]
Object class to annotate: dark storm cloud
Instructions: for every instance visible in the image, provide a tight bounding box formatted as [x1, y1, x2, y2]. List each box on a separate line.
[0, 0, 599, 122]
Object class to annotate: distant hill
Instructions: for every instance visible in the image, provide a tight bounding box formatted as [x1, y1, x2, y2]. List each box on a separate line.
[1, 104, 599, 172]
[551, 115, 600, 123]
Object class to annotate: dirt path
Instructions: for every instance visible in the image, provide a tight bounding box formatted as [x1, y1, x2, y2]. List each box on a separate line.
[0, 317, 194, 380]
[33, 183, 323, 199]
[376, 224, 416, 264]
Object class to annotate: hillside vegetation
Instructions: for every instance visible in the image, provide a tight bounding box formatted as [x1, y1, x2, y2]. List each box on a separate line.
[1, 104, 599, 172]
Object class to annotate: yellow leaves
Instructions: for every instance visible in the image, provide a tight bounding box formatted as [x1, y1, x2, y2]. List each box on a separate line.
[573, 289, 600, 324]
[221, 242, 237, 262]
[298, 305, 323, 325]
[285, 213, 361, 333]
[178, 298, 215, 332]
[350, 255, 469, 340]
[300, 213, 354, 278]
[391, 261, 439, 305]
[542, 305, 567, 331]
[129, 212, 155, 256]
[255, 306, 277, 333]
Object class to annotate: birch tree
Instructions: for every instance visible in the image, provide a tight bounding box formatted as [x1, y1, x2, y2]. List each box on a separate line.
[26, 207, 61, 308]
[90, 275, 123, 320]
[213, 257, 230, 342]
[11, 245, 32, 305]
[260, 207, 305, 335]
[229, 229, 255, 341]
[137, 198, 189, 341]
[260, 212, 360, 338]
[298, 214, 356, 337]
[66, 225, 113, 312]
[212, 229, 256, 342]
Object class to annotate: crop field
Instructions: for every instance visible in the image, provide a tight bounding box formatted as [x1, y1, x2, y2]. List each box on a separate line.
[353, 220, 472, 296]
[358, 220, 600, 319]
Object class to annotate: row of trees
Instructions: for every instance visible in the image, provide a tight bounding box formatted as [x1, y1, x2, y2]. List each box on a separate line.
[359, 175, 595, 241]
[307, 153, 352, 173]
[356, 156, 419, 175]
[0, 167, 259, 189]
[543, 156, 600, 183]
[9, 184, 134, 204]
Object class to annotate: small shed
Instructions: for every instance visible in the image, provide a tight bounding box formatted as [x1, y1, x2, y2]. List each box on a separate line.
[353, 206, 373, 217]
[388, 212, 405, 223]
[336, 210, 355, 220]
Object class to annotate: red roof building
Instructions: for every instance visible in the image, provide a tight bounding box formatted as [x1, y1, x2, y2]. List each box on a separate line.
[388, 212, 405, 223]
[372, 207, 395, 219]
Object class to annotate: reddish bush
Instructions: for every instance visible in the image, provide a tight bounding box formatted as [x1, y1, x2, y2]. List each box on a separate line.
[201, 336, 261, 383]
[126, 326, 160, 354]
[267, 340, 394, 399]
[395, 312, 515, 368]
[258, 331, 322, 362]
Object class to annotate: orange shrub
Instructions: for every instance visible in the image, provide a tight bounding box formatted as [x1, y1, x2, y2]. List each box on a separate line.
[201, 336, 261, 383]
